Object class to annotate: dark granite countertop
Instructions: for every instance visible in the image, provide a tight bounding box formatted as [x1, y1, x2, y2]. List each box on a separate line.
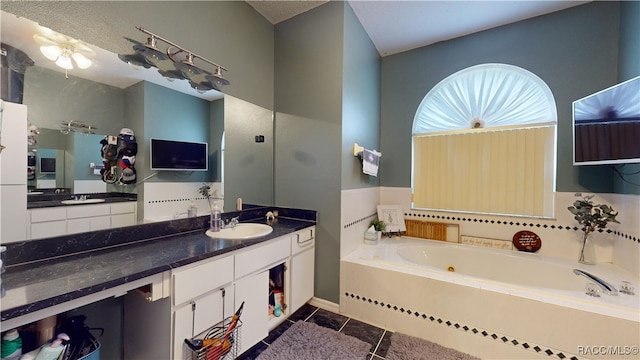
[1, 207, 316, 323]
[27, 192, 137, 209]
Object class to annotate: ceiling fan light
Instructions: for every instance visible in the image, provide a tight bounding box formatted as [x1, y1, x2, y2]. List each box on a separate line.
[40, 45, 62, 61]
[72, 52, 92, 69]
[55, 53, 74, 70]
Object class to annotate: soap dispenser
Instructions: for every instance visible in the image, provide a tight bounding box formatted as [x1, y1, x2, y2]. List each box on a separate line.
[34, 333, 69, 360]
[210, 201, 221, 232]
[187, 201, 197, 218]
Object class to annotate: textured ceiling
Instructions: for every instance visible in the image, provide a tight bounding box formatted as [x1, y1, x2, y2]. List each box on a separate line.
[247, 0, 589, 56]
[246, 1, 328, 24]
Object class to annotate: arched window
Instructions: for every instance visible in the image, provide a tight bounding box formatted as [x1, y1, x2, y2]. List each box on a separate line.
[412, 63, 557, 218]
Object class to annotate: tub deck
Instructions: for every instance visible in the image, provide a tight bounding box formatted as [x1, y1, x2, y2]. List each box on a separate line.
[340, 237, 639, 360]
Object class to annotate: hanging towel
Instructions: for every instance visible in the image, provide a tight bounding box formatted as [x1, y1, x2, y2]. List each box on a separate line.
[362, 148, 381, 176]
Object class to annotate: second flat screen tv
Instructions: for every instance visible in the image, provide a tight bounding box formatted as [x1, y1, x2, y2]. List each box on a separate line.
[150, 138, 208, 171]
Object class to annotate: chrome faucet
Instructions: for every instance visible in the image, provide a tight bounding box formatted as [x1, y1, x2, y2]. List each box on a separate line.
[223, 216, 240, 229]
[573, 269, 618, 296]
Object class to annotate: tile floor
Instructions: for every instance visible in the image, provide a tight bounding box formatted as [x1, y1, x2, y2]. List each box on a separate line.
[237, 303, 392, 360]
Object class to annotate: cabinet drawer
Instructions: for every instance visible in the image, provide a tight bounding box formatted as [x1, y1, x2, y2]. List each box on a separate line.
[173, 255, 234, 306]
[67, 204, 110, 219]
[291, 227, 315, 256]
[111, 202, 136, 214]
[31, 220, 66, 239]
[67, 216, 110, 234]
[235, 236, 290, 279]
[111, 213, 136, 227]
[30, 208, 66, 223]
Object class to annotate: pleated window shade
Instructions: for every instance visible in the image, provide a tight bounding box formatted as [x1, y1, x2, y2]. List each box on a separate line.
[413, 125, 556, 217]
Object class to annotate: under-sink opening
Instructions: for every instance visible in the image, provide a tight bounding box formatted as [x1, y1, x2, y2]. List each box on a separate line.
[268, 261, 290, 330]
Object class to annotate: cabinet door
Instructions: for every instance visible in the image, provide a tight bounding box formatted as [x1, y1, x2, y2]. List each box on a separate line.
[173, 286, 234, 360]
[1, 185, 27, 242]
[235, 270, 269, 355]
[67, 216, 110, 234]
[173, 255, 234, 306]
[111, 213, 136, 227]
[290, 246, 315, 313]
[31, 220, 67, 239]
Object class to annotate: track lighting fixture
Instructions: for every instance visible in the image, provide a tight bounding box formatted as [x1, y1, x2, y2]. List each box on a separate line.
[122, 27, 230, 92]
[133, 35, 168, 65]
[60, 120, 97, 135]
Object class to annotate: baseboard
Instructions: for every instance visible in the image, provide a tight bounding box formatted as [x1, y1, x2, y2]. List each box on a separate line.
[308, 297, 340, 313]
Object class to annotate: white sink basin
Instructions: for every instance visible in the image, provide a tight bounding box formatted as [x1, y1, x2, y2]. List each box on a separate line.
[61, 198, 107, 205]
[205, 223, 273, 240]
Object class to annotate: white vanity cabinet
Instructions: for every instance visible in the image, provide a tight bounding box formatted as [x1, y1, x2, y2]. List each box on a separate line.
[66, 204, 111, 234]
[172, 255, 235, 360]
[234, 235, 291, 354]
[110, 202, 137, 227]
[290, 227, 315, 313]
[122, 225, 315, 359]
[124, 255, 235, 360]
[27, 202, 137, 239]
[28, 207, 67, 239]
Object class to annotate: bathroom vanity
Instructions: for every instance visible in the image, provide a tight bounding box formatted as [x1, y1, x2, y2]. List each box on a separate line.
[1, 207, 316, 359]
[26, 195, 137, 239]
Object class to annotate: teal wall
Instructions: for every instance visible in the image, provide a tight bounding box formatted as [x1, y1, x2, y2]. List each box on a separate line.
[341, 3, 381, 190]
[274, 1, 381, 303]
[380, 2, 623, 194]
[209, 99, 225, 183]
[73, 133, 104, 181]
[143, 82, 212, 183]
[618, 1, 640, 82]
[4, 1, 274, 109]
[23, 66, 126, 135]
[614, 1, 640, 195]
[275, 1, 345, 302]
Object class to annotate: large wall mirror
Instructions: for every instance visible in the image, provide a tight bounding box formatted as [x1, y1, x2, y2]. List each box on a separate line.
[1, 10, 274, 238]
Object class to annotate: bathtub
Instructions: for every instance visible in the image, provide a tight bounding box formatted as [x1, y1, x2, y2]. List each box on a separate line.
[340, 237, 640, 359]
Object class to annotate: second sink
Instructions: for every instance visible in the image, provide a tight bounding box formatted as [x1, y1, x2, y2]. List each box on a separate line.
[205, 223, 273, 240]
[61, 198, 107, 205]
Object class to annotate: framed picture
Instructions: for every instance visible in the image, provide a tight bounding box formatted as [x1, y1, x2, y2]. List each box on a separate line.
[376, 205, 406, 232]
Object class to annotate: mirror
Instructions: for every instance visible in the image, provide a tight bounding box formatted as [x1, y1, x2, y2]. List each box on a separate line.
[1, 10, 274, 238]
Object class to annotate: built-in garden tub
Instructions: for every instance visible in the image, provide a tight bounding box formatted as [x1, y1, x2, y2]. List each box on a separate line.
[340, 237, 639, 360]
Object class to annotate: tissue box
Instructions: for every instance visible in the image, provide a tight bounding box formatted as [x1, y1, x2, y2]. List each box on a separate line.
[364, 231, 380, 245]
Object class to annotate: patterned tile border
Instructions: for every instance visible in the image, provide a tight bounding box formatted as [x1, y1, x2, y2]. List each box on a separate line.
[405, 212, 638, 245]
[343, 213, 378, 229]
[343, 211, 637, 245]
[344, 291, 582, 360]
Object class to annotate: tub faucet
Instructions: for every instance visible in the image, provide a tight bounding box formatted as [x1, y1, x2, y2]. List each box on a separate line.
[573, 269, 618, 296]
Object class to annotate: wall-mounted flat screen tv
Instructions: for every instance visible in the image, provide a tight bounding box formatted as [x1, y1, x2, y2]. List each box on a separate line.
[573, 75, 640, 165]
[40, 157, 56, 174]
[150, 138, 208, 171]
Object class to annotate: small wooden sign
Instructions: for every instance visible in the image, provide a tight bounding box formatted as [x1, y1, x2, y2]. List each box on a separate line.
[512, 230, 541, 252]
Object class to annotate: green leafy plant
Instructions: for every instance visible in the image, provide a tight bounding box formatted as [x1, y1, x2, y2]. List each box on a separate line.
[370, 219, 386, 232]
[567, 193, 620, 232]
[567, 193, 620, 263]
[198, 183, 214, 212]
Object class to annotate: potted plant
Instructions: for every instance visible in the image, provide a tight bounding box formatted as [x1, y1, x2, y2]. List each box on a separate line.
[370, 219, 387, 233]
[567, 193, 620, 264]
